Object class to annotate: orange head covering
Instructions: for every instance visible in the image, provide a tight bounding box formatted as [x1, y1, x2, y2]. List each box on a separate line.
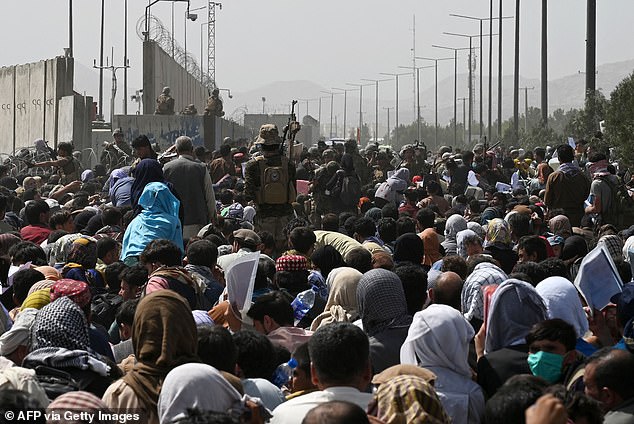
[420, 228, 442, 267]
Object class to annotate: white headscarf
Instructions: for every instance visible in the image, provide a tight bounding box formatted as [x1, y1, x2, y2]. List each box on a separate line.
[444, 215, 468, 242]
[310, 267, 362, 331]
[536, 276, 589, 339]
[158, 363, 242, 423]
[0, 308, 38, 356]
[623, 235, 634, 279]
[484, 279, 548, 354]
[400, 304, 474, 378]
[456, 229, 480, 259]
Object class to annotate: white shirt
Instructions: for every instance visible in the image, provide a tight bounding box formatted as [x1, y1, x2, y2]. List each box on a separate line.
[270, 386, 373, 424]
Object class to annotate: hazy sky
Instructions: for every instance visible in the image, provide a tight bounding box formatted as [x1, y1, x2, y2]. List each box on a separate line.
[1, 0, 633, 120]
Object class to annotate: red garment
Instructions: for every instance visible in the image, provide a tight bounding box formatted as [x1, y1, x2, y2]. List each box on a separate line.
[398, 203, 419, 218]
[20, 225, 51, 245]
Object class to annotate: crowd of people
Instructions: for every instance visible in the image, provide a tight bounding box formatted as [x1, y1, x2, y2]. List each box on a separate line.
[0, 125, 632, 424]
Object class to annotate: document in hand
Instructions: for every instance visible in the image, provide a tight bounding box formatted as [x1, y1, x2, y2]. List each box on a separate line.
[574, 244, 623, 313]
[225, 251, 260, 317]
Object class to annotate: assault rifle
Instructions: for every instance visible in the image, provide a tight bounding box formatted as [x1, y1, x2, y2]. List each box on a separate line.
[281, 100, 300, 155]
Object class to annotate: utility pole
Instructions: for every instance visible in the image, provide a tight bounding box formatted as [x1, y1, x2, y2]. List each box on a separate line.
[449, 14, 507, 140]
[541, 0, 548, 127]
[333, 87, 357, 138]
[98, 0, 105, 121]
[398, 64, 434, 144]
[383, 107, 391, 143]
[123, 0, 128, 114]
[513, 0, 521, 142]
[498, 0, 503, 140]
[361, 78, 390, 143]
[68, 0, 73, 57]
[347, 83, 373, 140]
[520, 86, 534, 132]
[444, 32, 489, 145]
[416, 57, 454, 148]
[379, 72, 410, 146]
[586, 0, 597, 133]
[459, 97, 468, 144]
[431, 46, 471, 145]
[94, 48, 130, 125]
[207, 2, 222, 87]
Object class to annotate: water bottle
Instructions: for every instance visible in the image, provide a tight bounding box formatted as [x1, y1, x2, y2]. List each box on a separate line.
[272, 358, 298, 388]
[291, 286, 316, 325]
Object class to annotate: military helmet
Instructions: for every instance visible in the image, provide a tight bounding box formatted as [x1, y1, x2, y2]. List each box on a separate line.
[255, 124, 282, 145]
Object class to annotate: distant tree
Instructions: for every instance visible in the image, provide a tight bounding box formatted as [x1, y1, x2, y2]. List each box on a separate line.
[605, 72, 634, 168]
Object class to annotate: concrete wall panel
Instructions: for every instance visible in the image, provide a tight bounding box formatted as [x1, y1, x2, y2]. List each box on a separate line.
[27, 61, 46, 146]
[14, 64, 31, 151]
[44, 58, 58, 145]
[143, 41, 208, 116]
[0, 67, 15, 154]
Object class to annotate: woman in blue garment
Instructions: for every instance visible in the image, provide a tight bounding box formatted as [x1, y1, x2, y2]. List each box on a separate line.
[121, 181, 184, 265]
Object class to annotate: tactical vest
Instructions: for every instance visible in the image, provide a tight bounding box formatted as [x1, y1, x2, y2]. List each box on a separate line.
[255, 156, 296, 205]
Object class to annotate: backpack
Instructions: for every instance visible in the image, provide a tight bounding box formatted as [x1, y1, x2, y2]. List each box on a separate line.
[256, 156, 295, 204]
[598, 176, 634, 228]
[33, 366, 87, 400]
[339, 174, 362, 207]
[90, 293, 124, 329]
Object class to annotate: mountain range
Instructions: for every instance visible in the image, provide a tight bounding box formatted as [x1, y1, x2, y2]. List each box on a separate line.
[223, 59, 634, 136]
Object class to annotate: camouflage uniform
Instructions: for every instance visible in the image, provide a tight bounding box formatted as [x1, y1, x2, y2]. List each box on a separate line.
[155, 87, 175, 115]
[310, 160, 340, 226]
[181, 104, 198, 115]
[244, 124, 296, 252]
[100, 129, 132, 172]
[204, 88, 225, 117]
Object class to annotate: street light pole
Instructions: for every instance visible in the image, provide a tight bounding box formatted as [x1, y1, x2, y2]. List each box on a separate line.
[347, 83, 373, 142]
[383, 107, 391, 143]
[333, 88, 357, 138]
[399, 64, 435, 144]
[431, 46, 471, 145]
[520, 86, 534, 131]
[459, 97, 467, 144]
[444, 32, 495, 145]
[361, 78, 390, 143]
[379, 72, 410, 146]
[513, 0, 521, 142]
[415, 58, 453, 148]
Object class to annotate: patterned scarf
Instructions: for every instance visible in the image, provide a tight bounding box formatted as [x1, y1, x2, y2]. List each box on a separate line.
[357, 268, 413, 337]
[30, 296, 90, 351]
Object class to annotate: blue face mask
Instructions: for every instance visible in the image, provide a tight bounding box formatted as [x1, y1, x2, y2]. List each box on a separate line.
[527, 351, 564, 384]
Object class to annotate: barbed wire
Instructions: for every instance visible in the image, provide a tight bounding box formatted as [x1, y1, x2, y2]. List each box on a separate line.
[136, 14, 216, 91]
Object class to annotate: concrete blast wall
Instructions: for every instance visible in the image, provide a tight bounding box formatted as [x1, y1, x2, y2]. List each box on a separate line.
[111, 115, 250, 158]
[142, 41, 208, 116]
[0, 57, 76, 154]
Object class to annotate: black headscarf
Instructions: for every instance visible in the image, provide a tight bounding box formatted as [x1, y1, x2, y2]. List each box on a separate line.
[130, 159, 167, 209]
[341, 153, 355, 174]
[561, 235, 588, 261]
[311, 245, 346, 279]
[393, 233, 424, 265]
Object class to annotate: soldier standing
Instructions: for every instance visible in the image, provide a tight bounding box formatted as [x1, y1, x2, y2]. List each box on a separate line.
[344, 139, 371, 186]
[155, 87, 175, 115]
[100, 128, 132, 172]
[244, 124, 296, 254]
[204, 88, 225, 117]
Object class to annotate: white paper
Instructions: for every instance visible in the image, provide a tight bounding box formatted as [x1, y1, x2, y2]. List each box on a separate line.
[495, 182, 513, 193]
[568, 137, 576, 149]
[574, 244, 623, 312]
[225, 251, 260, 316]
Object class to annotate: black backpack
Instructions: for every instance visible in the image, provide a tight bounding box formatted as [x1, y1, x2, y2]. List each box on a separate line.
[90, 293, 124, 329]
[598, 176, 634, 228]
[339, 174, 362, 207]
